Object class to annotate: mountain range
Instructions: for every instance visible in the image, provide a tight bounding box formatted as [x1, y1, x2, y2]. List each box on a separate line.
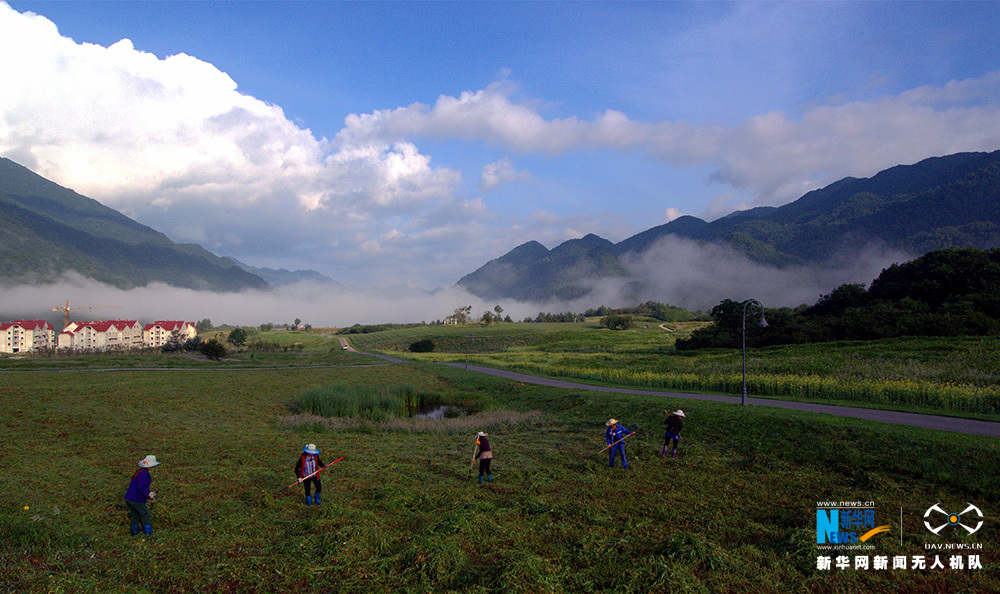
[3, 150, 1000, 303]
[0, 157, 275, 291]
[457, 150, 1000, 301]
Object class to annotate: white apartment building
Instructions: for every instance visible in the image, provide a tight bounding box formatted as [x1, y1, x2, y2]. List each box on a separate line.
[142, 321, 197, 348]
[58, 320, 144, 350]
[0, 320, 55, 353]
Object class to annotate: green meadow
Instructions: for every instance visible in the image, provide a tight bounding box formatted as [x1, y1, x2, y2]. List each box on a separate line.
[1, 325, 998, 593]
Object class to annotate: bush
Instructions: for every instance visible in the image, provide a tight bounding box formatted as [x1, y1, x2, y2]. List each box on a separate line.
[199, 338, 227, 360]
[409, 338, 435, 353]
[600, 314, 634, 331]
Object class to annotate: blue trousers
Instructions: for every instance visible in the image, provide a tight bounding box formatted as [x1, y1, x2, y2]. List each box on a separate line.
[609, 444, 628, 469]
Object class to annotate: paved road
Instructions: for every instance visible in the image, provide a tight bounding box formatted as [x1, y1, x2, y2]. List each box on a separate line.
[344, 349, 1000, 438]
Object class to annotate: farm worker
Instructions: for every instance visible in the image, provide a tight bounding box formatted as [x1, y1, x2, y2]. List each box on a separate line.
[474, 431, 493, 484]
[662, 409, 686, 458]
[605, 419, 633, 469]
[294, 444, 326, 506]
[124, 455, 159, 536]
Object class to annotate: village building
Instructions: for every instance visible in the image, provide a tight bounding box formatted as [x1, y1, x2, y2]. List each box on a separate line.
[57, 320, 144, 351]
[0, 320, 55, 353]
[142, 321, 197, 348]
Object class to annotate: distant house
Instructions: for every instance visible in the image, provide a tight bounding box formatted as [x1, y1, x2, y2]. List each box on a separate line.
[143, 321, 197, 348]
[58, 320, 143, 350]
[0, 320, 55, 353]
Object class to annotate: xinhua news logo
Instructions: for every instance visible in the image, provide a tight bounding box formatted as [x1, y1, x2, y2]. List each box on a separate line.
[817, 503, 891, 545]
[924, 503, 984, 536]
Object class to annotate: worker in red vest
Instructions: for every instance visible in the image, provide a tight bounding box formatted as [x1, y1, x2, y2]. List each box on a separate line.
[293, 444, 326, 505]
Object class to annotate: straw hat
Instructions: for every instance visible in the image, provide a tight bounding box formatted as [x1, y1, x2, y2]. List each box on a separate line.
[303, 443, 320, 455]
[665, 409, 687, 417]
[137, 455, 160, 468]
[476, 431, 488, 437]
[605, 418, 618, 426]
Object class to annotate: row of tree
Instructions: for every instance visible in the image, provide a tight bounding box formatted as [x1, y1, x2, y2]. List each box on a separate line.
[677, 247, 1000, 350]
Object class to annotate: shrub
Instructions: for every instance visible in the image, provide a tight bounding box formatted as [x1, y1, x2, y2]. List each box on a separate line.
[600, 314, 634, 330]
[199, 338, 227, 360]
[409, 338, 435, 353]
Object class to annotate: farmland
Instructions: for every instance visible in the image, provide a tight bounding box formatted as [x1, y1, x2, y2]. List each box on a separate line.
[1, 325, 997, 592]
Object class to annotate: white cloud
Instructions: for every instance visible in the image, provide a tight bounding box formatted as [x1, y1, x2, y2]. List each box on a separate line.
[337, 70, 1000, 206]
[0, 273, 548, 328]
[0, 4, 479, 288]
[479, 158, 531, 193]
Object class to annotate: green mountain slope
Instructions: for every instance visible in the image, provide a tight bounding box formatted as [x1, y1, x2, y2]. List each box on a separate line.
[0, 157, 268, 291]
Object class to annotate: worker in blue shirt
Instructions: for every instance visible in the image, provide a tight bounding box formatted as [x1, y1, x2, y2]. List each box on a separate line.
[604, 418, 633, 469]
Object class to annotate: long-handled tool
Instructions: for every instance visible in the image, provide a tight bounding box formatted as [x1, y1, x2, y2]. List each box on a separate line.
[468, 442, 479, 477]
[283, 456, 344, 490]
[597, 431, 637, 454]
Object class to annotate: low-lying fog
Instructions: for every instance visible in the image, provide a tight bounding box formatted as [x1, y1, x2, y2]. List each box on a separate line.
[1, 237, 912, 328]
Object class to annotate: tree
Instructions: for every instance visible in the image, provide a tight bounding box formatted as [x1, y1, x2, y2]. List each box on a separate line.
[293, 318, 302, 330]
[199, 338, 227, 360]
[600, 314, 634, 330]
[227, 327, 248, 347]
[195, 318, 213, 333]
[451, 305, 473, 325]
[482, 311, 494, 326]
[493, 305, 504, 323]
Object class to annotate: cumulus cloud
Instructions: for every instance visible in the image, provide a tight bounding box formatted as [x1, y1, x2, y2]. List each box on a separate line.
[0, 4, 480, 287]
[337, 71, 1000, 206]
[479, 158, 531, 193]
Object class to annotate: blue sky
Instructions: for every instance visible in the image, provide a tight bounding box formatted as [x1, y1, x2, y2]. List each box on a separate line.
[3, 1, 1000, 290]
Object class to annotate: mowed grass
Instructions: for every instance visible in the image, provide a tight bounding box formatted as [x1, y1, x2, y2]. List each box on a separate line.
[1, 346, 998, 593]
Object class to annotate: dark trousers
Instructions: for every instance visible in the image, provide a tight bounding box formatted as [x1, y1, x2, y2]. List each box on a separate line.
[664, 432, 680, 452]
[302, 476, 322, 496]
[478, 458, 492, 476]
[126, 500, 151, 526]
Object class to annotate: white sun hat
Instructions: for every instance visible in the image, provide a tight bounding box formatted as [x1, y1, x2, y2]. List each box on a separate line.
[137, 455, 160, 468]
[674, 410, 686, 417]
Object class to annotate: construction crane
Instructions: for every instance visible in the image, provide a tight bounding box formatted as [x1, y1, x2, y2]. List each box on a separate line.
[52, 300, 123, 330]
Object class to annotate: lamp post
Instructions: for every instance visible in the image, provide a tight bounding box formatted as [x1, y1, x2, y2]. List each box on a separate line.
[741, 299, 768, 405]
[465, 334, 475, 370]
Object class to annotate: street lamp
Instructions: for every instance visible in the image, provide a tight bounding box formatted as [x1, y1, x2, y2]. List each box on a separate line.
[741, 299, 768, 405]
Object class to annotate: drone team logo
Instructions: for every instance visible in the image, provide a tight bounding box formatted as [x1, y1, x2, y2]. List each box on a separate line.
[923, 503, 984, 535]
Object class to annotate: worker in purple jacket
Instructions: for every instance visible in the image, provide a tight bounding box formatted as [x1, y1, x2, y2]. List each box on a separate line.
[474, 431, 493, 484]
[605, 418, 633, 469]
[125, 455, 160, 536]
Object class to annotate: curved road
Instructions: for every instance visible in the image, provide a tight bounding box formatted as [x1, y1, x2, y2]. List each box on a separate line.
[347, 348, 1000, 438]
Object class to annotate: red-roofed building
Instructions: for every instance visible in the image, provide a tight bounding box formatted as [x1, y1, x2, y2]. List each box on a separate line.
[0, 320, 55, 353]
[142, 321, 197, 348]
[57, 320, 143, 350]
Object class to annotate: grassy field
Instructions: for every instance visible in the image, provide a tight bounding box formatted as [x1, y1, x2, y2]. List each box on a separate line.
[363, 322, 1000, 419]
[2, 329, 998, 592]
